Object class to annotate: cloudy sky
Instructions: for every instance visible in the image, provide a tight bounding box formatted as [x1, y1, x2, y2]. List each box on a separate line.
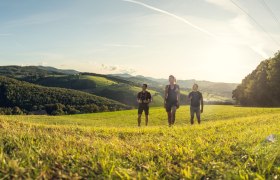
[0, 0, 280, 83]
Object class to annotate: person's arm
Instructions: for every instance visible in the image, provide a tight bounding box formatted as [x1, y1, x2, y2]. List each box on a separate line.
[201, 93, 204, 113]
[187, 93, 191, 105]
[164, 85, 168, 106]
[147, 93, 152, 104]
[176, 85, 180, 108]
[188, 92, 192, 100]
[177, 85, 180, 103]
[137, 93, 141, 103]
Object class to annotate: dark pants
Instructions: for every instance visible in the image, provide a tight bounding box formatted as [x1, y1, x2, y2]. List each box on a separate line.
[138, 104, 149, 115]
[190, 106, 201, 124]
[166, 100, 178, 126]
[138, 104, 149, 127]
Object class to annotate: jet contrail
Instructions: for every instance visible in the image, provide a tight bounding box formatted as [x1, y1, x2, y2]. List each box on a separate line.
[122, 0, 270, 58]
[122, 0, 217, 38]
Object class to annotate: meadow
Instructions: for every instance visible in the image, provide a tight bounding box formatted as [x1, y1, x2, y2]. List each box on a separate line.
[0, 105, 279, 179]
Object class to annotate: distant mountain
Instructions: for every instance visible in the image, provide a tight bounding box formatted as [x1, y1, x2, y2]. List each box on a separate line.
[110, 74, 164, 89]
[111, 74, 238, 98]
[0, 65, 62, 77]
[176, 80, 237, 98]
[37, 66, 79, 75]
[0, 65, 79, 78]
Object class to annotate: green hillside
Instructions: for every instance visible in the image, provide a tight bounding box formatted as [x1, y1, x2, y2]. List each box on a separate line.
[26, 75, 98, 90]
[26, 73, 232, 107]
[0, 66, 234, 108]
[0, 65, 79, 78]
[83, 75, 117, 87]
[23, 73, 164, 107]
[0, 76, 128, 115]
[0, 105, 279, 179]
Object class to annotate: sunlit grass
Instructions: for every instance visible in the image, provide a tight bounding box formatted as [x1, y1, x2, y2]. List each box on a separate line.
[0, 105, 279, 179]
[82, 75, 117, 87]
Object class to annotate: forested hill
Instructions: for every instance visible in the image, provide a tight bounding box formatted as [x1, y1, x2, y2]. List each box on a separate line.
[0, 76, 129, 115]
[20, 73, 232, 107]
[233, 51, 280, 106]
[0, 65, 235, 111]
[0, 66, 78, 78]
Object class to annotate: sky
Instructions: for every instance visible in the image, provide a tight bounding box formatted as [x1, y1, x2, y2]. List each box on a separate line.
[0, 0, 280, 83]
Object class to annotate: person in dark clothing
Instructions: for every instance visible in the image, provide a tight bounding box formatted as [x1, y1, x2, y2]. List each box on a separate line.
[188, 84, 204, 124]
[164, 75, 180, 127]
[137, 84, 152, 127]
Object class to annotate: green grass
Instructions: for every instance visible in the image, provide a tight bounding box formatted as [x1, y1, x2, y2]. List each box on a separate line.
[0, 105, 279, 179]
[6, 105, 280, 127]
[82, 75, 117, 87]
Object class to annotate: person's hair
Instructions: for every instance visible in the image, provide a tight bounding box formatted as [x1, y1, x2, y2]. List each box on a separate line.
[169, 75, 176, 83]
[143, 84, 148, 88]
[193, 84, 198, 88]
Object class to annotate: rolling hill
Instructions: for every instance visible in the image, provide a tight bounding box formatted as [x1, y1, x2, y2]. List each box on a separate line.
[0, 65, 77, 78]
[23, 73, 164, 107]
[0, 66, 236, 110]
[22, 73, 231, 107]
[0, 76, 128, 115]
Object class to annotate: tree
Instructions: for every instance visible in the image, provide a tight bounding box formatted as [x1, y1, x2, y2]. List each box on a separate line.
[233, 51, 280, 106]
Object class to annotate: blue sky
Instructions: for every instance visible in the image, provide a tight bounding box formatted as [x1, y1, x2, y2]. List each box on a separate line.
[0, 0, 280, 83]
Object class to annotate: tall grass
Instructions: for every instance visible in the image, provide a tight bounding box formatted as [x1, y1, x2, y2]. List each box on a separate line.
[0, 105, 279, 179]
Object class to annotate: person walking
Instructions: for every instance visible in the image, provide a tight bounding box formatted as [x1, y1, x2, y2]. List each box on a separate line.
[188, 84, 204, 124]
[164, 75, 180, 127]
[137, 84, 152, 127]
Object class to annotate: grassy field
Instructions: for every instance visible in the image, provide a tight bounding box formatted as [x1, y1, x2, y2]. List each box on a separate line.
[0, 105, 279, 179]
[82, 75, 117, 87]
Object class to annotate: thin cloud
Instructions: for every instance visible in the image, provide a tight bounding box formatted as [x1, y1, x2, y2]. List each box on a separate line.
[101, 64, 118, 71]
[86, 61, 137, 74]
[101, 64, 136, 74]
[205, 0, 275, 59]
[4, 12, 67, 28]
[251, 45, 269, 59]
[205, 0, 239, 13]
[20, 52, 65, 61]
[0, 33, 12, 37]
[104, 43, 144, 48]
[122, 0, 217, 38]
[123, 0, 270, 59]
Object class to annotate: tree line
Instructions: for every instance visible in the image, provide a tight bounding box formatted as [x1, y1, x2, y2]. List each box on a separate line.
[233, 51, 280, 106]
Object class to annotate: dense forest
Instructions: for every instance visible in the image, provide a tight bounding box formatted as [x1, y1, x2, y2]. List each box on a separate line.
[24, 75, 97, 90]
[233, 51, 280, 106]
[0, 76, 129, 115]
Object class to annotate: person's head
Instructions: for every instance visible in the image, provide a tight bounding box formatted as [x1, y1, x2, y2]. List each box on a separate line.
[193, 84, 199, 91]
[142, 84, 148, 91]
[169, 75, 176, 85]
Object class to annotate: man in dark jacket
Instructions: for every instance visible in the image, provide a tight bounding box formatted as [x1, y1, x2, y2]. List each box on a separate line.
[188, 84, 204, 124]
[137, 84, 152, 127]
